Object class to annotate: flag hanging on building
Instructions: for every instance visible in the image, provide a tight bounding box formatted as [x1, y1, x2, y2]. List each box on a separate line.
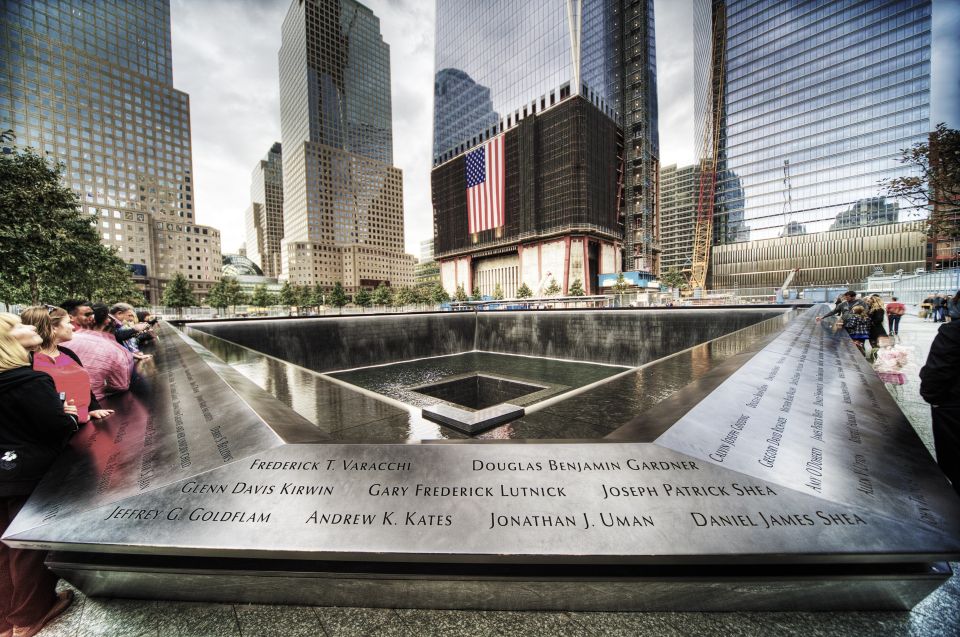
[465, 135, 504, 234]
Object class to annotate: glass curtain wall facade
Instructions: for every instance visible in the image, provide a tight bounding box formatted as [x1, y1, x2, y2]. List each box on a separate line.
[279, 0, 412, 291]
[246, 142, 284, 278]
[696, 0, 931, 290]
[659, 164, 700, 273]
[432, 0, 658, 293]
[0, 0, 222, 302]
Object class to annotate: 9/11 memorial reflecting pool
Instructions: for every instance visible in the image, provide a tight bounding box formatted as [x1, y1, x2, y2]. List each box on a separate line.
[3, 307, 960, 614]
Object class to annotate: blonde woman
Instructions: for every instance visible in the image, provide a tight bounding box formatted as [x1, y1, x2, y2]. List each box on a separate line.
[0, 313, 76, 636]
[19, 307, 112, 424]
[865, 295, 888, 349]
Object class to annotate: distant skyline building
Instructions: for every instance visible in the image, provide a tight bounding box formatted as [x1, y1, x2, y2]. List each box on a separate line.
[278, 0, 413, 291]
[659, 164, 700, 274]
[245, 142, 284, 278]
[0, 0, 222, 302]
[695, 0, 931, 290]
[431, 0, 659, 298]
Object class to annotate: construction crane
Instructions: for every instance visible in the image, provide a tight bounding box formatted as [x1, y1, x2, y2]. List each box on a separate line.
[688, 1, 727, 293]
[776, 268, 800, 304]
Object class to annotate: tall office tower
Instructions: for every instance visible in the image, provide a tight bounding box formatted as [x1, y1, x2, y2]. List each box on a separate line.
[0, 0, 222, 302]
[695, 0, 931, 291]
[431, 1, 659, 298]
[659, 164, 700, 274]
[278, 0, 414, 291]
[245, 142, 284, 278]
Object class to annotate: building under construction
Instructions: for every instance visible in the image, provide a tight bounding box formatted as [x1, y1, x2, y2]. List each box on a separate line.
[431, 0, 659, 298]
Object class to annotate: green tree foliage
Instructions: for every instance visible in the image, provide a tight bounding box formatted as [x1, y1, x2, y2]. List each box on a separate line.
[544, 278, 561, 296]
[884, 123, 960, 239]
[162, 273, 195, 317]
[454, 283, 468, 301]
[430, 283, 450, 304]
[207, 277, 246, 314]
[372, 282, 393, 306]
[516, 283, 532, 298]
[393, 286, 418, 307]
[493, 283, 504, 300]
[249, 284, 275, 308]
[278, 280, 299, 314]
[0, 145, 143, 305]
[354, 288, 372, 307]
[568, 278, 585, 296]
[613, 273, 629, 294]
[661, 267, 688, 290]
[471, 286, 482, 301]
[329, 281, 349, 308]
[205, 280, 227, 311]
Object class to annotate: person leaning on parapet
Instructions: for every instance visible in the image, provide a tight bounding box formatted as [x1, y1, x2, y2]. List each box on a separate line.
[947, 290, 960, 323]
[885, 296, 906, 337]
[108, 303, 151, 361]
[920, 316, 960, 497]
[65, 304, 135, 401]
[815, 290, 863, 323]
[935, 293, 949, 323]
[19, 307, 114, 425]
[0, 313, 77, 637]
[58, 299, 94, 331]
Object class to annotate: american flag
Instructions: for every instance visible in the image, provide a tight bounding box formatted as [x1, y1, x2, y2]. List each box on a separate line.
[465, 135, 504, 234]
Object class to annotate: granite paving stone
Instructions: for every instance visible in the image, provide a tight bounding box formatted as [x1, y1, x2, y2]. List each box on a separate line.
[74, 598, 160, 637]
[156, 601, 242, 637]
[233, 604, 324, 637]
[479, 611, 592, 636]
[314, 607, 408, 636]
[393, 609, 505, 637]
[566, 611, 685, 637]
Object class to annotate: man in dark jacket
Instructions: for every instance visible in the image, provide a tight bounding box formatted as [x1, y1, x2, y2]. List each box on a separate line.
[920, 320, 960, 496]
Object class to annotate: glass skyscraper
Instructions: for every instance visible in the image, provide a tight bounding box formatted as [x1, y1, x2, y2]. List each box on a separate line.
[246, 142, 284, 279]
[696, 0, 931, 290]
[432, 0, 659, 297]
[278, 0, 413, 291]
[0, 0, 222, 302]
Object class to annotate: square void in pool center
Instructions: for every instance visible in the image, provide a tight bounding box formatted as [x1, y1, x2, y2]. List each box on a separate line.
[413, 374, 546, 411]
[327, 351, 631, 411]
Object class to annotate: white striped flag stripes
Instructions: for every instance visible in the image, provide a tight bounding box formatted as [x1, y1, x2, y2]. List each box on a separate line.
[465, 135, 504, 233]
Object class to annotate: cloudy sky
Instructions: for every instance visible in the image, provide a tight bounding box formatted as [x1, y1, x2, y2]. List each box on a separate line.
[170, 0, 695, 255]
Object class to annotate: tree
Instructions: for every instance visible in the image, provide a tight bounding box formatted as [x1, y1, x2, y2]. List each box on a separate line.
[471, 286, 482, 301]
[278, 280, 299, 315]
[162, 273, 195, 317]
[205, 279, 229, 313]
[249, 284, 275, 309]
[454, 283, 468, 301]
[354, 288, 372, 307]
[661, 267, 688, 290]
[0, 146, 143, 305]
[221, 277, 247, 314]
[613, 272, 629, 294]
[568, 278, 585, 296]
[493, 283, 504, 300]
[884, 123, 960, 240]
[516, 283, 532, 298]
[430, 283, 450, 305]
[372, 282, 393, 306]
[329, 281, 348, 309]
[544, 278, 561, 296]
[394, 286, 418, 307]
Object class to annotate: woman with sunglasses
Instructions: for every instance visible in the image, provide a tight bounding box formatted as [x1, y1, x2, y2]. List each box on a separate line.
[19, 307, 113, 424]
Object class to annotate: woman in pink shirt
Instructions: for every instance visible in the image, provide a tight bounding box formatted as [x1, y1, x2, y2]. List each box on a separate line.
[19, 307, 113, 424]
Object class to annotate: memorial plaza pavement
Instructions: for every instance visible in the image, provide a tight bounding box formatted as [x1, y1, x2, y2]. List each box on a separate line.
[25, 313, 960, 636]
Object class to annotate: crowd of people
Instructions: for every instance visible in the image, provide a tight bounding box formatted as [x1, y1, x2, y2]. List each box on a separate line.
[920, 292, 960, 323]
[0, 301, 157, 637]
